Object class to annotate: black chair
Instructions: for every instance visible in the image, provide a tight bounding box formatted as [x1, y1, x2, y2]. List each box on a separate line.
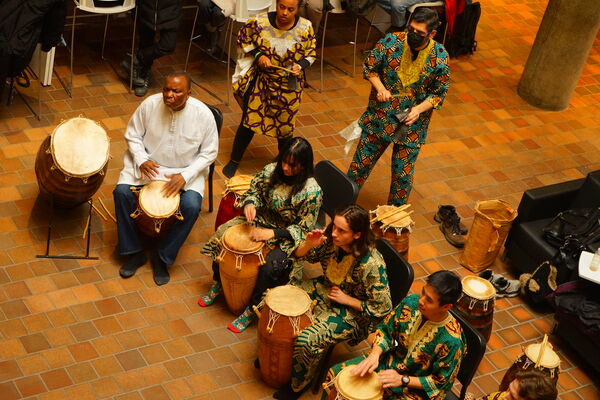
[206, 104, 223, 213]
[310, 238, 415, 393]
[445, 309, 487, 400]
[313, 160, 359, 228]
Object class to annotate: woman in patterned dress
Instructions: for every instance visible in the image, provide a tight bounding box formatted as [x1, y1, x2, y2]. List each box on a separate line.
[199, 137, 323, 332]
[222, 0, 317, 178]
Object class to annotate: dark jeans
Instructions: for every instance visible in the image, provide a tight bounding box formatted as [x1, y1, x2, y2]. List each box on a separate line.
[211, 246, 291, 307]
[113, 184, 202, 265]
[137, 24, 177, 68]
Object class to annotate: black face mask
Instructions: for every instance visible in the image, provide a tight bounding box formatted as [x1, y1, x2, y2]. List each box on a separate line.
[407, 30, 427, 50]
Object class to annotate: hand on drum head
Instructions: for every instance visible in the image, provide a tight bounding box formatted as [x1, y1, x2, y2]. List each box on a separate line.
[162, 173, 186, 197]
[140, 160, 160, 180]
[250, 227, 274, 242]
[351, 353, 380, 377]
[305, 229, 327, 248]
[376, 369, 402, 389]
[244, 204, 256, 222]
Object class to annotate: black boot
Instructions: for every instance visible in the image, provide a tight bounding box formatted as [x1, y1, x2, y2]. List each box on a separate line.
[434, 205, 468, 234]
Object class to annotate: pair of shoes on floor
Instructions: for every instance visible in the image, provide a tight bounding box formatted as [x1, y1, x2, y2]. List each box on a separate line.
[197, 281, 222, 306]
[435, 205, 467, 248]
[478, 269, 520, 298]
[119, 251, 170, 286]
[227, 306, 256, 333]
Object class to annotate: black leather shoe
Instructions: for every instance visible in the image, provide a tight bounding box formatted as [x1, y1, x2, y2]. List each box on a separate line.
[151, 253, 170, 286]
[440, 214, 466, 248]
[119, 252, 147, 278]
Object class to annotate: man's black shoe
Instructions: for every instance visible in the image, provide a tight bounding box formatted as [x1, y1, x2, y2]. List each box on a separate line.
[119, 251, 147, 278]
[434, 205, 468, 234]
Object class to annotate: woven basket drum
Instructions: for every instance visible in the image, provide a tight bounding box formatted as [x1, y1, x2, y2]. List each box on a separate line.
[460, 200, 517, 273]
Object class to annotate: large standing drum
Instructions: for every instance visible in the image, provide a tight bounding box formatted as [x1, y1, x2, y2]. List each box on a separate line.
[217, 223, 266, 315]
[130, 181, 183, 237]
[35, 117, 110, 208]
[325, 366, 383, 400]
[214, 174, 253, 230]
[255, 285, 313, 388]
[454, 275, 496, 342]
[370, 205, 413, 258]
[499, 339, 561, 391]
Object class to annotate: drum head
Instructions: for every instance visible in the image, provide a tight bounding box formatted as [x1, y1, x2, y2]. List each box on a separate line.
[461, 276, 496, 300]
[265, 285, 312, 317]
[51, 117, 109, 177]
[139, 181, 180, 218]
[227, 174, 253, 195]
[524, 343, 561, 369]
[336, 366, 383, 400]
[374, 205, 411, 229]
[223, 223, 264, 253]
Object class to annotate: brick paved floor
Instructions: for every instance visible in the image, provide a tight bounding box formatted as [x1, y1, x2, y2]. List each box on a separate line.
[1, 0, 599, 399]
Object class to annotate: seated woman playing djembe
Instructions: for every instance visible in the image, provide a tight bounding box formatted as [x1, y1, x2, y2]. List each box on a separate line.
[273, 204, 392, 400]
[199, 137, 322, 332]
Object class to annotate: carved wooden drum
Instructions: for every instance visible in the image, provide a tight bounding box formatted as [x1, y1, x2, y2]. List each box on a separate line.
[130, 181, 183, 237]
[325, 366, 383, 400]
[217, 223, 266, 315]
[35, 117, 109, 208]
[255, 285, 313, 388]
[454, 275, 496, 342]
[214, 174, 253, 230]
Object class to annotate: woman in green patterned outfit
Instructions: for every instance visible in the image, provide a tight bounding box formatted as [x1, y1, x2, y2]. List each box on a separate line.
[274, 204, 392, 400]
[199, 137, 322, 332]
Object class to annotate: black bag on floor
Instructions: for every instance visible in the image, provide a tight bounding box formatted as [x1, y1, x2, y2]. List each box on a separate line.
[445, 2, 481, 58]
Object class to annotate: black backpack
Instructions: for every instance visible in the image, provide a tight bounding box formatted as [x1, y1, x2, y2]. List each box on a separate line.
[445, 2, 481, 58]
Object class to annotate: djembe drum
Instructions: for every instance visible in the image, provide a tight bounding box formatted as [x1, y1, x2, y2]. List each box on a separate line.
[129, 181, 183, 237]
[214, 174, 253, 230]
[454, 275, 496, 342]
[35, 117, 110, 208]
[370, 205, 413, 258]
[254, 285, 314, 388]
[499, 336, 560, 391]
[217, 223, 266, 315]
[324, 366, 383, 400]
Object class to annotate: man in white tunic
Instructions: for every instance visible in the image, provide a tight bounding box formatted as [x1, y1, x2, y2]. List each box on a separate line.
[113, 72, 219, 285]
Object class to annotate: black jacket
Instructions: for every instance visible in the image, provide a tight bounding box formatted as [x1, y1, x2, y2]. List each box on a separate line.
[0, 0, 66, 78]
[138, 0, 183, 32]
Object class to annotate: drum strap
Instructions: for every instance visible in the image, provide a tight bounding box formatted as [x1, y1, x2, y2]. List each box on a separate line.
[267, 309, 280, 333]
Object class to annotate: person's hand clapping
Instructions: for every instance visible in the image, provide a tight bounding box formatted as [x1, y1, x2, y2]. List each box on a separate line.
[140, 160, 160, 180]
[244, 204, 257, 222]
[305, 229, 327, 248]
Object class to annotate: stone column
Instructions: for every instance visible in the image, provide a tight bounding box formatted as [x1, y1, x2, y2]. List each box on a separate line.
[517, 0, 600, 111]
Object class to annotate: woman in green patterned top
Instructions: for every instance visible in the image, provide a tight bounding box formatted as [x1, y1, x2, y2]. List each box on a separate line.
[274, 204, 392, 400]
[199, 137, 323, 332]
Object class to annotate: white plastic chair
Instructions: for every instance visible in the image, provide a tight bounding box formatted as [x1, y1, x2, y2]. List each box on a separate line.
[69, 0, 138, 96]
[317, 0, 359, 92]
[225, 0, 275, 104]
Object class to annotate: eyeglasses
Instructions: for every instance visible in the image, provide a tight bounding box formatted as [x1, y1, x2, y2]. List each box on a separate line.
[406, 26, 430, 38]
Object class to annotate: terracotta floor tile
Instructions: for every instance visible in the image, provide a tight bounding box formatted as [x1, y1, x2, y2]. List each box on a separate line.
[41, 368, 73, 390]
[17, 353, 49, 375]
[115, 349, 147, 371]
[15, 375, 47, 397]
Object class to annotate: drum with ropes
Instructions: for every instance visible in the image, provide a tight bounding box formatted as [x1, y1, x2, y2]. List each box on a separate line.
[454, 275, 496, 342]
[217, 223, 266, 315]
[129, 181, 183, 237]
[214, 174, 253, 230]
[370, 204, 414, 258]
[323, 365, 383, 400]
[500, 335, 560, 391]
[35, 117, 110, 208]
[253, 285, 314, 388]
